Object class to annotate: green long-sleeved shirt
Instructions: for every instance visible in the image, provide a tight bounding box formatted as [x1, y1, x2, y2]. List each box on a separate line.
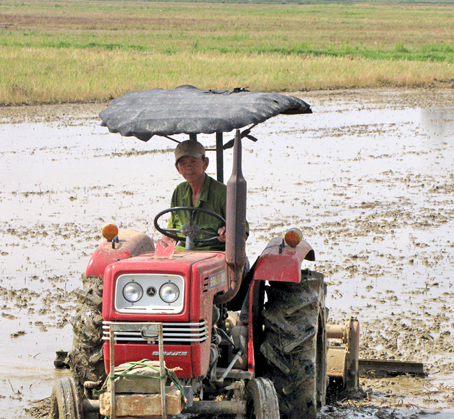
[168, 175, 248, 251]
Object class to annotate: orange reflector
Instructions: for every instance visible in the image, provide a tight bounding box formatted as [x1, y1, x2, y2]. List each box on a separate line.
[284, 228, 303, 248]
[102, 223, 119, 241]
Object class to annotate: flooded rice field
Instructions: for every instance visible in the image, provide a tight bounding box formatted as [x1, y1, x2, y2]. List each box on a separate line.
[0, 87, 453, 418]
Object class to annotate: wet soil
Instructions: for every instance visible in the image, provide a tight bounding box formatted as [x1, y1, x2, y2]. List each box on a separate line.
[0, 87, 453, 419]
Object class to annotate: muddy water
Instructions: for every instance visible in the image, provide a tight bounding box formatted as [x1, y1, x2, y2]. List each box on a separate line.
[0, 88, 453, 418]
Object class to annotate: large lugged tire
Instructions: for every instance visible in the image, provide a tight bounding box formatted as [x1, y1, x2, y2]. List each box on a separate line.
[66, 274, 106, 391]
[260, 270, 327, 419]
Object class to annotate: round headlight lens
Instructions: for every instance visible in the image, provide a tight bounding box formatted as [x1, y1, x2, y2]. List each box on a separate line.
[160, 282, 180, 303]
[123, 282, 143, 303]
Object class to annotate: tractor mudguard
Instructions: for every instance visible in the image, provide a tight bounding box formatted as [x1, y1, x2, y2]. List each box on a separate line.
[85, 229, 155, 277]
[252, 237, 315, 283]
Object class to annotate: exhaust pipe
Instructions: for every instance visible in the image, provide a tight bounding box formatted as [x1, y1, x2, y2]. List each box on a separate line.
[214, 130, 247, 304]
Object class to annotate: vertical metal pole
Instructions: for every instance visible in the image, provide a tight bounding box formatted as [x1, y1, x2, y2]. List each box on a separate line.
[216, 132, 224, 183]
[226, 130, 247, 272]
[214, 129, 247, 305]
[109, 326, 116, 419]
[158, 323, 167, 419]
[345, 318, 360, 389]
[189, 133, 197, 141]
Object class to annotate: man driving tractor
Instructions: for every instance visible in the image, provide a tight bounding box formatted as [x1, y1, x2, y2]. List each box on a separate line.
[166, 139, 248, 251]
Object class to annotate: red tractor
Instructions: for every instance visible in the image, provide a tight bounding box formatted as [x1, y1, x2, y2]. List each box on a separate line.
[50, 86, 359, 419]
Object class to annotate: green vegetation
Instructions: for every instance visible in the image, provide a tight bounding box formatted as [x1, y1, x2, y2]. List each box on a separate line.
[0, 0, 453, 104]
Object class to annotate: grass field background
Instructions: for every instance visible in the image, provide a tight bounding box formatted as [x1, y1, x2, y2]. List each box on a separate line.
[1, 0, 453, 104]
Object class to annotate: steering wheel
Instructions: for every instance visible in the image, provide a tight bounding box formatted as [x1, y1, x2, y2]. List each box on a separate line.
[154, 206, 226, 250]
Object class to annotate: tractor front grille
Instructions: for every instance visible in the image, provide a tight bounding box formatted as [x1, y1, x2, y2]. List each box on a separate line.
[102, 320, 208, 345]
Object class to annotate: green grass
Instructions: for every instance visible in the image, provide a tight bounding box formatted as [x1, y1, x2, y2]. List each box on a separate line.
[0, 0, 453, 104]
[1, 32, 452, 63]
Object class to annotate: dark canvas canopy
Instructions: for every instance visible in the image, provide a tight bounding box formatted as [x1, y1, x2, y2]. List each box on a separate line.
[99, 85, 311, 142]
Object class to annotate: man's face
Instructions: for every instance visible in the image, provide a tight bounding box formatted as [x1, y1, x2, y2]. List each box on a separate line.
[176, 156, 208, 184]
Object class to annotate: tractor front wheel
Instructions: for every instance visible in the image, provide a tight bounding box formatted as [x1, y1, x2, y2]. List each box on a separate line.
[260, 270, 327, 419]
[246, 377, 280, 419]
[66, 274, 105, 391]
[50, 376, 81, 419]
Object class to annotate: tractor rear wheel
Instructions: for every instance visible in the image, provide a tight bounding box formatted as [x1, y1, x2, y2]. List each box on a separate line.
[246, 377, 280, 419]
[260, 270, 327, 419]
[50, 376, 81, 419]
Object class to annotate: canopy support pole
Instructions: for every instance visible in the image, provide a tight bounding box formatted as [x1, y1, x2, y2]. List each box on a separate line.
[216, 132, 224, 183]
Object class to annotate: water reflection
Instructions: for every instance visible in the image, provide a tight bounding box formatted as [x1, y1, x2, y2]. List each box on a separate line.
[420, 107, 454, 138]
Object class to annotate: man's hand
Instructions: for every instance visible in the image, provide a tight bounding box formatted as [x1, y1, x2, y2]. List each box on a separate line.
[217, 227, 248, 242]
[161, 235, 176, 244]
[217, 226, 226, 242]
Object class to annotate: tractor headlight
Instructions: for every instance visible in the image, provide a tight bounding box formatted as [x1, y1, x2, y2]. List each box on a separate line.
[123, 282, 143, 303]
[115, 274, 185, 314]
[160, 282, 180, 303]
